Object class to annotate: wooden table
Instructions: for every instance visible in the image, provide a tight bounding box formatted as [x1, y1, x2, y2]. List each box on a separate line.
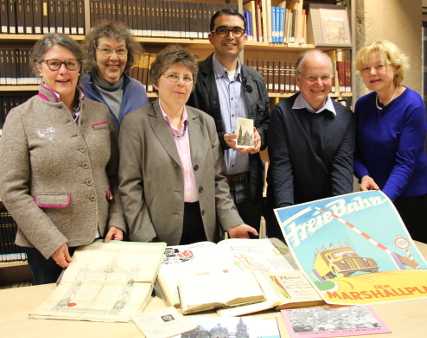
[1, 242, 427, 338]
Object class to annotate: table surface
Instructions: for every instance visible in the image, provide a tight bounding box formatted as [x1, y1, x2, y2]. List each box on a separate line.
[1, 241, 427, 338]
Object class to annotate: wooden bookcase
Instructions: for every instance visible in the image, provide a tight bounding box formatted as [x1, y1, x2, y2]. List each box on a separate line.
[0, 0, 354, 101]
[0, 0, 355, 281]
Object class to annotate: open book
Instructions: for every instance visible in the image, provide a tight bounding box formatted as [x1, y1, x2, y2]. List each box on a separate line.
[155, 238, 317, 312]
[30, 240, 166, 322]
[178, 270, 265, 314]
[217, 269, 324, 317]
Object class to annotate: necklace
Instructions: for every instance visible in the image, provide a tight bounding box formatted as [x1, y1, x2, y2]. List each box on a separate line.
[376, 85, 399, 110]
[173, 121, 187, 139]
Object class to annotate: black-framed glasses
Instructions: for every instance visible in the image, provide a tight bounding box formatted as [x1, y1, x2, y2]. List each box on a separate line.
[40, 59, 80, 71]
[300, 74, 333, 83]
[96, 47, 128, 57]
[211, 26, 246, 38]
[162, 73, 194, 83]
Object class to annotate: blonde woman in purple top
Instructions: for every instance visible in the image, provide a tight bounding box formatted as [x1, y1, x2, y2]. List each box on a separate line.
[354, 40, 427, 242]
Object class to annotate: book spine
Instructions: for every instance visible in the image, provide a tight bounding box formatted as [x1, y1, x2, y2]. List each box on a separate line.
[10, 49, 17, 85]
[116, 0, 123, 25]
[48, 0, 55, 33]
[16, 0, 25, 34]
[8, 0, 16, 34]
[24, 0, 32, 34]
[0, 49, 5, 85]
[69, 0, 77, 34]
[56, 0, 64, 34]
[136, 0, 142, 37]
[33, 0, 42, 34]
[63, 0, 70, 35]
[1, 0, 8, 33]
[76, 0, 84, 35]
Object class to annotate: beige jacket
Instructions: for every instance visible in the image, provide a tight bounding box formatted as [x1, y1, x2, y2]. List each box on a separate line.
[0, 85, 125, 258]
[118, 100, 243, 245]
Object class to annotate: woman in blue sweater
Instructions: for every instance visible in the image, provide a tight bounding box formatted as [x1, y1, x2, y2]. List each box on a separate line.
[355, 40, 427, 242]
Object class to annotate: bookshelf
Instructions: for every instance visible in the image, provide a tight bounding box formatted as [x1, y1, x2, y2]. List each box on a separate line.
[0, 0, 355, 101]
[0, 0, 355, 279]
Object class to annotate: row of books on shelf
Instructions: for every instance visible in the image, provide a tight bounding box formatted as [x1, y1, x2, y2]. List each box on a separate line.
[0, 49, 352, 97]
[0, 93, 33, 129]
[0, 212, 27, 262]
[243, 0, 307, 44]
[0, 0, 85, 35]
[0, 48, 42, 86]
[91, 0, 238, 39]
[246, 58, 352, 95]
[128, 51, 157, 93]
[246, 58, 299, 94]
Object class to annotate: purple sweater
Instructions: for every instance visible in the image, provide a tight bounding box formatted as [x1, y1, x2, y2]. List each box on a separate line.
[354, 87, 427, 201]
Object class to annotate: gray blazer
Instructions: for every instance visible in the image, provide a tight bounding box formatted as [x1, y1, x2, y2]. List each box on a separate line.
[118, 100, 243, 245]
[0, 85, 126, 259]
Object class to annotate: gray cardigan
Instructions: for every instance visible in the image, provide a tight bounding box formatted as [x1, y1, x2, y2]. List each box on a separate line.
[0, 85, 126, 259]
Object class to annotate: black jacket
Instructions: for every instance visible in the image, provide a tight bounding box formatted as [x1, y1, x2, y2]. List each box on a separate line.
[187, 54, 270, 203]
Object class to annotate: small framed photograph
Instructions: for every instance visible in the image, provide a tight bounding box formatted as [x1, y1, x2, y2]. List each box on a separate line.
[236, 118, 254, 148]
[307, 4, 352, 47]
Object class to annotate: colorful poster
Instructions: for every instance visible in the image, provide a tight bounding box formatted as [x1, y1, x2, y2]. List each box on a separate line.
[274, 191, 427, 305]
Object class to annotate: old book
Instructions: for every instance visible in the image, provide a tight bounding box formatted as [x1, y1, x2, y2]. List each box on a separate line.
[336, 60, 345, 93]
[345, 60, 351, 92]
[63, 0, 70, 35]
[135, 0, 143, 37]
[69, 0, 77, 34]
[76, 0, 84, 35]
[0, 49, 6, 85]
[9, 48, 17, 85]
[7, 0, 16, 34]
[130, 0, 137, 35]
[273, 60, 280, 93]
[178, 270, 265, 314]
[279, 60, 285, 94]
[29, 240, 166, 322]
[48, 0, 55, 33]
[218, 270, 324, 317]
[267, 59, 274, 93]
[156, 238, 297, 308]
[122, 0, 129, 28]
[33, 0, 42, 34]
[41, 0, 49, 34]
[116, 0, 123, 24]
[55, 0, 64, 34]
[15, 0, 25, 34]
[24, 0, 33, 33]
[138, 52, 149, 90]
[146, 52, 156, 93]
[1, 0, 8, 33]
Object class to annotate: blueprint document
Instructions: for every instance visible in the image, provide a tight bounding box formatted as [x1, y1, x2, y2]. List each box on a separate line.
[30, 240, 166, 322]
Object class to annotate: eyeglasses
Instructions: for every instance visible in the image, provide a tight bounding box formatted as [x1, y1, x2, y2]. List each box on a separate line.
[162, 73, 194, 83]
[96, 47, 128, 57]
[211, 26, 246, 38]
[40, 59, 80, 71]
[300, 74, 333, 83]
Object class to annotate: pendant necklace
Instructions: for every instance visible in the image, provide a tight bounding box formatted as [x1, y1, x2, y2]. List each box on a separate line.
[173, 120, 187, 139]
[376, 85, 399, 110]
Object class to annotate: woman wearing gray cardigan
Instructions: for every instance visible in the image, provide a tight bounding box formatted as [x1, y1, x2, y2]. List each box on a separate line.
[0, 34, 126, 285]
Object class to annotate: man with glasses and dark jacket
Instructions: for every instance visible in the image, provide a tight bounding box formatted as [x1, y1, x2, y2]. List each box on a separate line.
[187, 9, 270, 237]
